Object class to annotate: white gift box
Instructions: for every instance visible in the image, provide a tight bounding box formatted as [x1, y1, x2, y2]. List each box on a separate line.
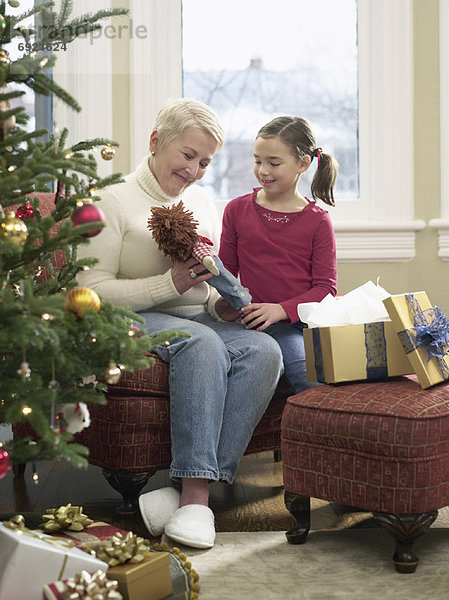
[0, 521, 108, 600]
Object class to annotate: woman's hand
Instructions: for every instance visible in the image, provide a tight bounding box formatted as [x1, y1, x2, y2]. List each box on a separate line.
[214, 297, 242, 322]
[240, 303, 288, 331]
[171, 257, 213, 294]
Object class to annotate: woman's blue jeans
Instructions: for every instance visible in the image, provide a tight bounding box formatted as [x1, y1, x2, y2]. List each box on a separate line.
[264, 321, 321, 394]
[137, 311, 284, 484]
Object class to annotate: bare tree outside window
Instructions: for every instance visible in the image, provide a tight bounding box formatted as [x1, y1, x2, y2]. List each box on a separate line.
[182, 0, 358, 203]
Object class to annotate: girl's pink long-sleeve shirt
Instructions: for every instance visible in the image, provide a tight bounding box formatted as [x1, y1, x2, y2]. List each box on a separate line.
[219, 189, 337, 323]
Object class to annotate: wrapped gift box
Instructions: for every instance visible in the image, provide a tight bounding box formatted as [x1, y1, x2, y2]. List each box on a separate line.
[42, 521, 171, 600]
[0, 521, 108, 600]
[304, 320, 413, 383]
[42, 521, 128, 550]
[383, 292, 449, 389]
[106, 552, 172, 600]
[43, 570, 121, 600]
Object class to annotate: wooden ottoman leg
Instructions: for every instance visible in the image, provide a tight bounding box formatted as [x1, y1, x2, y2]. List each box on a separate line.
[284, 491, 311, 544]
[102, 469, 153, 515]
[373, 511, 438, 573]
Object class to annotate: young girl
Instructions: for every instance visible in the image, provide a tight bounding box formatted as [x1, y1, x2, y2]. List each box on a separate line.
[218, 116, 338, 393]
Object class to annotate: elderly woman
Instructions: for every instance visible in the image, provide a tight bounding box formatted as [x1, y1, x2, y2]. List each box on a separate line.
[77, 98, 283, 549]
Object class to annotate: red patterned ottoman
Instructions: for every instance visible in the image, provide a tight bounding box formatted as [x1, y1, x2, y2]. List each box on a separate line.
[281, 375, 449, 573]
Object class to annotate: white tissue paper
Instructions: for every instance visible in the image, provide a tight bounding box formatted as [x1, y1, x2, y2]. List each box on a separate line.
[298, 280, 391, 327]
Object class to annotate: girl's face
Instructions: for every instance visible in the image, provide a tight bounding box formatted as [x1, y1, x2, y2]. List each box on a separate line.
[253, 135, 307, 197]
[150, 127, 217, 196]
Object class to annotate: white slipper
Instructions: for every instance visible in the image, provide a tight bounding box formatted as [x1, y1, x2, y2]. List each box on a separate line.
[164, 504, 215, 549]
[138, 487, 180, 536]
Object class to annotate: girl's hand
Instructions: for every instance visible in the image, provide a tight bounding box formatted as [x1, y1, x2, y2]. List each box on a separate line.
[240, 303, 288, 331]
[171, 257, 213, 294]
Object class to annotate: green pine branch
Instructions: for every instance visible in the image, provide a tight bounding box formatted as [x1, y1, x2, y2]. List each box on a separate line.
[57, 0, 73, 30]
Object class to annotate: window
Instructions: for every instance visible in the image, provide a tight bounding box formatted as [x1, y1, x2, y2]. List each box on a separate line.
[123, 1, 423, 260]
[182, 0, 358, 204]
[6, 0, 38, 133]
[52, 0, 115, 178]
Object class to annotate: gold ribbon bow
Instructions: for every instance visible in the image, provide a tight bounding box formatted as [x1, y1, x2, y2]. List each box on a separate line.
[40, 503, 94, 532]
[86, 532, 150, 567]
[3, 515, 75, 547]
[3, 514, 27, 531]
[58, 569, 122, 600]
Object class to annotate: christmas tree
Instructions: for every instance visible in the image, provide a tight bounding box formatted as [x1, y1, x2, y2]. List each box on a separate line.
[0, 0, 184, 475]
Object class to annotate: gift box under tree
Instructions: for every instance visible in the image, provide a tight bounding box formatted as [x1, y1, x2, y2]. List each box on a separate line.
[0, 517, 108, 600]
[88, 531, 173, 600]
[43, 570, 123, 600]
[37, 504, 128, 550]
[35, 505, 173, 600]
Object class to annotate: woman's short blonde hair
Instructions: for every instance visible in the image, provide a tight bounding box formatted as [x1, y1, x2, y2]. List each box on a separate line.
[152, 98, 224, 151]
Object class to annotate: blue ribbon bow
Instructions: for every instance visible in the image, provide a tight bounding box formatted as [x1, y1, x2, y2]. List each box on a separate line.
[406, 294, 449, 362]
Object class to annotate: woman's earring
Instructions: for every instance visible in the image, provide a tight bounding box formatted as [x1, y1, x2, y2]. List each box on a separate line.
[150, 151, 155, 157]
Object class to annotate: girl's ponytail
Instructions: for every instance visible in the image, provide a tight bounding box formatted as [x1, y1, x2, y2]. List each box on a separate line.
[310, 150, 339, 207]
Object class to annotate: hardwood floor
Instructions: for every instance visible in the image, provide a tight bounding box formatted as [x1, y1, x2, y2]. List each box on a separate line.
[0, 451, 294, 542]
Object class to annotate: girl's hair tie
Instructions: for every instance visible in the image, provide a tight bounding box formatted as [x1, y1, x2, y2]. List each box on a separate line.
[314, 147, 323, 169]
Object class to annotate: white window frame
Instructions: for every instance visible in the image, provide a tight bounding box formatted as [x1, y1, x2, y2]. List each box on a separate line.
[52, 0, 114, 179]
[128, 1, 183, 167]
[335, 0, 424, 262]
[55, 0, 423, 261]
[429, 0, 449, 260]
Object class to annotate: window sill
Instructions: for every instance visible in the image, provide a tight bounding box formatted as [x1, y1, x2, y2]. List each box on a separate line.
[334, 220, 426, 262]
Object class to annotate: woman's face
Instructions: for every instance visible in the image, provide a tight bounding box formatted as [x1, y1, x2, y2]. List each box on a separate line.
[150, 128, 218, 196]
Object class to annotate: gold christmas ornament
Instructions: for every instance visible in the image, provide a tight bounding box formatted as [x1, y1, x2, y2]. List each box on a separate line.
[17, 361, 31, 379]
[0, 87, 16, 140]
[0, 49, 10, 67]
[0, 212, 28, 245]
[100, 145, 116, 161]
[65, 286, 101, 317]
[40, 503, 93, 532]
[105, 362, 121, 385]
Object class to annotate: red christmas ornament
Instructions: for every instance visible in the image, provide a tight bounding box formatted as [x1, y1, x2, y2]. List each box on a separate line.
[71, 202, 105, 238]
[0, 446, 10, 479]
[129, 324, 142, 338]
[15, 201, 34, 219]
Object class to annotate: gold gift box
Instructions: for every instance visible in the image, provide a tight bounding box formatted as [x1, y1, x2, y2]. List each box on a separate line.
[304, 320, 413, 384]
[106, 552, 172, 600]
[383, 292, 449, 389]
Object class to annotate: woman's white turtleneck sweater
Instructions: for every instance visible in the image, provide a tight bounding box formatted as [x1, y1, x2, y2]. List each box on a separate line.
[77, 156, 222, 319]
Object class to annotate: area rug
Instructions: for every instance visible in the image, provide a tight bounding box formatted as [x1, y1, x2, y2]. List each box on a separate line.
[163, 508, 449, 600]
